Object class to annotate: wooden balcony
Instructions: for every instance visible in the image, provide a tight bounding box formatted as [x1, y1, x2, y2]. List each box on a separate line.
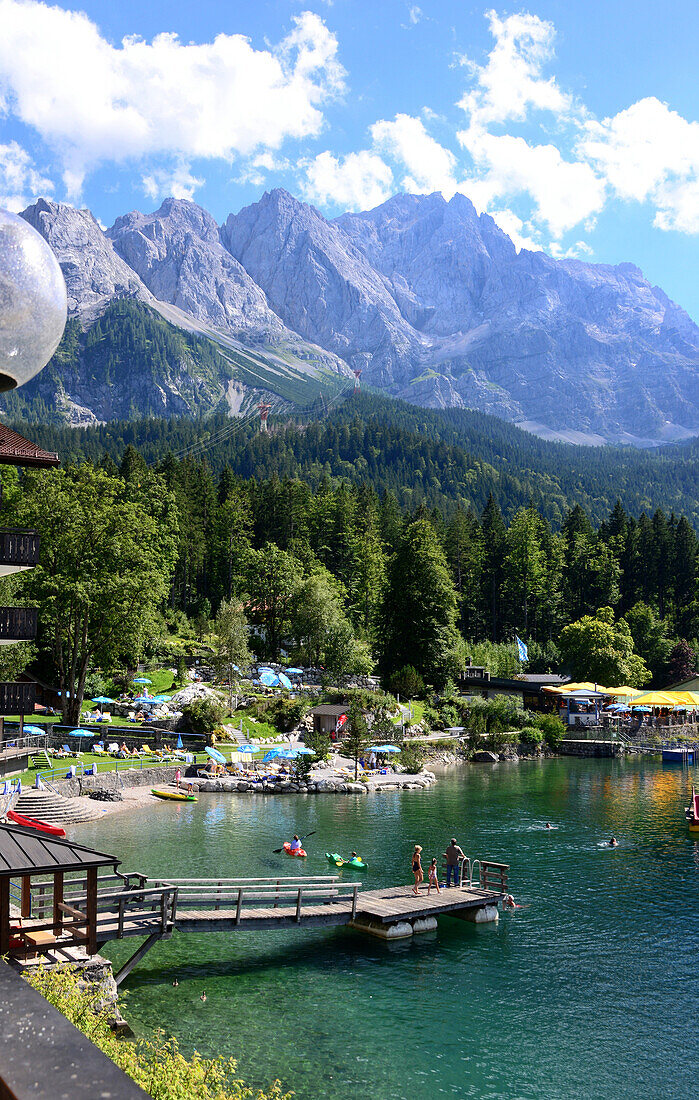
[0, 530, 39, 576]
[0, 682, 35, 715]
[0, 608, 37, 644]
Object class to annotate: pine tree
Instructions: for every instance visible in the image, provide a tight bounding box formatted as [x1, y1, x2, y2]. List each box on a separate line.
[378, 517, 460, 688]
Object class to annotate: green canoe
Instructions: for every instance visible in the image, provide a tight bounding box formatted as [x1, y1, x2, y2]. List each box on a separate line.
[325, 851, 367, 870]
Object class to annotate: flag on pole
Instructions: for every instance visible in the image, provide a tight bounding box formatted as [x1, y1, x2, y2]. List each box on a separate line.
[515, 635, 528, 662]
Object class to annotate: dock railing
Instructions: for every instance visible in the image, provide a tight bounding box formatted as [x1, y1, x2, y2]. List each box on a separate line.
[441, 856, 509, 892]
[23, 869, 177, 941]
[166, 876, 360, 924]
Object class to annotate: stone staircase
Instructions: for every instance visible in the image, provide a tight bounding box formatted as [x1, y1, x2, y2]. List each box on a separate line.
[12, 788, 105, 825]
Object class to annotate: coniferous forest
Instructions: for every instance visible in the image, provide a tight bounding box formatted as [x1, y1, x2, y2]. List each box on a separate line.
[4, 392, 699, 692]
[14, 391, 699, 526]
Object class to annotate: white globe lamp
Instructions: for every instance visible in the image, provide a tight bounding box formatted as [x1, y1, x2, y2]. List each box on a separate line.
[0, 208, 67, 392]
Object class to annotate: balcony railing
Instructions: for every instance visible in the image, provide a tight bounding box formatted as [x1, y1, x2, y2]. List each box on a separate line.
[0, 682, 36, 715]
[0, 529, 39, 574]
[0, 607, 37, 642]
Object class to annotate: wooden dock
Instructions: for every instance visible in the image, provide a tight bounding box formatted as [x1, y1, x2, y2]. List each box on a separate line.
[17, 860, 509, 978]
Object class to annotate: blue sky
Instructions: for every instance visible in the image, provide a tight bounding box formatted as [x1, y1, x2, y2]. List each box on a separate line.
[0, 0, 698, 319]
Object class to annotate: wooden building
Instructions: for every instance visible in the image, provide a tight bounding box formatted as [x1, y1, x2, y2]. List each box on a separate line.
[0, 823, 118, 959]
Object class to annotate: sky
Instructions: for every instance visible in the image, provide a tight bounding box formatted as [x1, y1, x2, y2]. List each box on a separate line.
[0, 0, 698, 319]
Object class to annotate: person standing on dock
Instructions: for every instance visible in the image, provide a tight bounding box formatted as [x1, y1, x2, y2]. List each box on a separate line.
[445, 838, 465, 887]
[411, 845, 423, 894]
[427, 858, 441, 895]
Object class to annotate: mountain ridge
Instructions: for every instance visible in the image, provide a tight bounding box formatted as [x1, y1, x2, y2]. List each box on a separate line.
[10, 188, 699, 443]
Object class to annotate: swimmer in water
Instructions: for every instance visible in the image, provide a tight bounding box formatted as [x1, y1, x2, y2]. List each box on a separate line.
[545, 822, 552, 829]
[503, 894, 516, 909]
[609, 836, 618, 847]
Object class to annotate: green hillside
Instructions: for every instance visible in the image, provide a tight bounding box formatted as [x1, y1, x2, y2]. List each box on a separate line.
[9, 391, 699, 526]
[0, 300, 349, 424]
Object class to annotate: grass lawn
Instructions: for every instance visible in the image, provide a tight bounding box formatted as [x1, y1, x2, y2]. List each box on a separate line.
[9, 749, 216, 787]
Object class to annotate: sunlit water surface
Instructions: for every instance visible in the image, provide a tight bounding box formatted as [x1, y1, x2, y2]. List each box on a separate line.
[72, 758, 699, 1099]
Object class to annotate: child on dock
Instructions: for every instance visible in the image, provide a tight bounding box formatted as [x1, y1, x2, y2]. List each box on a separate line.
[427, 857, 440, 895]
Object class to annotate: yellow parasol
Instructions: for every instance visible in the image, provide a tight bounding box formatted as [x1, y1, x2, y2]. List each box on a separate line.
[606, 686, 639, 698]
[663, 690, 699, 707]
[629, 691, 678, 707]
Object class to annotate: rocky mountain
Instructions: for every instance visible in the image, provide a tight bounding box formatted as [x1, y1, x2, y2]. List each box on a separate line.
[22, 198, 154, 321]
[8, 189, 699, 442]
[223, 190, 699, 443]
[12, 197, 350, 424]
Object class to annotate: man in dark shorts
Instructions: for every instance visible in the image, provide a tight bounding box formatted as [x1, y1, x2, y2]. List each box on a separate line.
[445, 838, 465, 887]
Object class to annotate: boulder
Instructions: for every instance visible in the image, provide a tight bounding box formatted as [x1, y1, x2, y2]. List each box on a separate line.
[472, 751, 499, 763]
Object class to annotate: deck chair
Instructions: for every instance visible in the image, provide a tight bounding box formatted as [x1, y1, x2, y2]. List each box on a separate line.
[91, 744, 106, 755]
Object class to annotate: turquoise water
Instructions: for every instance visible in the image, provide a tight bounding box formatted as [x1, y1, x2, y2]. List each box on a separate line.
[72, 759, 699, 1099]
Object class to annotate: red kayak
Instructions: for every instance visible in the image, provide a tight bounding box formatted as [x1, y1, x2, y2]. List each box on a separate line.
[7, 810, 66, 838]
[283, 842, 307, 857]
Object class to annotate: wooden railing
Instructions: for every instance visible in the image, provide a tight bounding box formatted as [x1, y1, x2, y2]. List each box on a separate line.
[0, 607, 37, 640]
[0, 529, 39, 570]
[0, 682, 36, 715]
[167, 876, 360, 924]
[440, 856, 509, 892]
[25, 871, 177, 940]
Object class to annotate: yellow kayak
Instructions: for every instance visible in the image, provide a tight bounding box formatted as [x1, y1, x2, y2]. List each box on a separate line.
[151, 788, 197, 802]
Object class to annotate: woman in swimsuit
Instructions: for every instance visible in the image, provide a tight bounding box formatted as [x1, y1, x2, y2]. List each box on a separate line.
[411, 845, 423, 895]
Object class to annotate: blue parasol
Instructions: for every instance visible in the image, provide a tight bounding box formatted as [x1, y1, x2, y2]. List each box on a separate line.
[92, 696, 114, 704]
[263, 748, 283, 762]
[260, 671, 279, 687]
[69, 730, 93, 738]
[237, 744, 260, 754]
[23, 725, 45, 736]
[176, 734, 183, 749]
[205, 746, 226, 765]
[286, 668, 304, 675]
[133, 677, 152, 684]
[278, 673, 293, 690]
[631, 705, 652, 712]
[133, 695, 156, 704]
[377, 744, 401, 753]
[295, 746, 315, 755]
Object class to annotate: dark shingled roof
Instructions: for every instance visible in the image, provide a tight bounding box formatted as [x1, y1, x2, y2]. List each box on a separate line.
[0, 824, 118, 876]
[310, 704, 349, 717]
[0, 424, 59, 468]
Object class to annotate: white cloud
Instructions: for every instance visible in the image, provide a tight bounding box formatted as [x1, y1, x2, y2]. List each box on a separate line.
[579, 97, 699, 233]
[408, 6, 422, 25]
[458, 9, 573, 129]
[236, 152, 291, 187]
[371, 114, 459, 195]
[486, 208, 541, 253]
[0, 1, 344, 197]
[142, 163, 204, 201]
[459, 128, 606, 237]
[0, 139, 53, 210]
[301, 150, 394, 210]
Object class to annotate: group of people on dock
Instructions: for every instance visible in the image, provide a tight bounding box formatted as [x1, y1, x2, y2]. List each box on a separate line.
[411, 838, 465, 895]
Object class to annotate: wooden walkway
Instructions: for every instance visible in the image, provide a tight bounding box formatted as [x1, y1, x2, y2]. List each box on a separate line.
[16, 863, 509, 981]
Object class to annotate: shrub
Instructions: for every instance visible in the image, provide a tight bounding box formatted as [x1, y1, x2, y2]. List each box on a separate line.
[388, 665, 426, 700]
[533, 713, 566, 749]
[25, 964, 289, 1100]
[180, 697, 225, 735]
[399, 742, 424, 774]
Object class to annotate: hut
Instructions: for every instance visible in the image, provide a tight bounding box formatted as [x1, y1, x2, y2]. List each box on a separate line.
[0, 823, 118, 958]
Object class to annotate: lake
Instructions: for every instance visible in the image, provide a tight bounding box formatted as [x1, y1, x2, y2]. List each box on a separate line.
[72, 757, 699, 1100]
